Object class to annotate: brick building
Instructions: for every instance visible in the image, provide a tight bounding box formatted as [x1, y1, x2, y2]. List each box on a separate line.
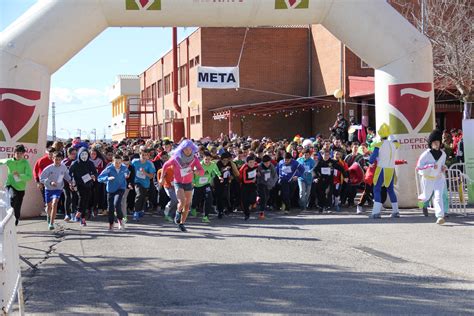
[137, 23, 463, 141]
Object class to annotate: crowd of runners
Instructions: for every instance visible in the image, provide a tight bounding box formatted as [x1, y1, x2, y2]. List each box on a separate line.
[0, 113, 466, 232]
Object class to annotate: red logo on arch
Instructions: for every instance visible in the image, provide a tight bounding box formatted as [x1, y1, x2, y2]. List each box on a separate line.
[388, 83, 432, 130]
[0, 88, 39, 139]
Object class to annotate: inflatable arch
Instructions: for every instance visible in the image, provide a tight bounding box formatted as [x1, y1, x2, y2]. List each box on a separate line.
[0, 0, 434, 216]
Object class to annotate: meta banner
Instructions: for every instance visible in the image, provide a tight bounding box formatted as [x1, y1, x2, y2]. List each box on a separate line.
[197, 66, 240, 89]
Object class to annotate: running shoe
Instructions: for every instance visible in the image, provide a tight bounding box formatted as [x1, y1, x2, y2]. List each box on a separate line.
[48, 223, 54, 230]
[217, 211, 223, 219]
[108, 223, 114, 230]
[80, 218, 87, 226]
[356, 205, 364, 214]
[201, 216, 210, 223]
[123, 215, 128, 223]
[118, 219, 125, 230]
[178, 224, 187, 232]
[244, 214, 250, 221]
[164, 215, 173, 223]
[422, 207, 428, 217]
[133, 212, 140, 221]
[368, 213, 382, 219]
[174, 212, 182, 225]
[64, 215, 71, 222]
[390, 212, 400, 218]
[436, 217, 445, 225]
[190, 208, 197, 217]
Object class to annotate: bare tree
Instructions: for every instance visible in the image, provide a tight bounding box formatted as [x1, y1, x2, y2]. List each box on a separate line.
[391, 0, 473, 119]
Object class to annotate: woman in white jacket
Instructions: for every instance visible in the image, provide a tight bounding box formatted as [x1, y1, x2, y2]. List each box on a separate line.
[416, 130, 448, 225]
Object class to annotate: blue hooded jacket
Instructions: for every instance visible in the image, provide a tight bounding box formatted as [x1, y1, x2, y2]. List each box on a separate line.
[98, 163, 130, 193]
[276, 159, 305, 183]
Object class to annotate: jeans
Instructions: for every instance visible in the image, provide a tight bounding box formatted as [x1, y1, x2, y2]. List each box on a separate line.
[164, 187, 178, 216]
[107, 189, 124, 224]
[297, 179, 312, 209]
[257, 184, 270, 212]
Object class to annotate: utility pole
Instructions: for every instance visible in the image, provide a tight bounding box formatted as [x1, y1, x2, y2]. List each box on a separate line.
[76, 128, 81, 138]
[52, 102, 56, 141]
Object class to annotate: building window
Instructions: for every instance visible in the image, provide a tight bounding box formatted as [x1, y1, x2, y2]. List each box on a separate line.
[195, 115, 201, 124]
[164, 75, 171, 95]
[190, 59, 194, 68]
[157, 79, 163, 98]
[361, 60, 370, 69]
[195, 56, 200, 66]
[151, 83, 156, 99]
[190, 116, 195, 124]
[179, 65, 188, 88]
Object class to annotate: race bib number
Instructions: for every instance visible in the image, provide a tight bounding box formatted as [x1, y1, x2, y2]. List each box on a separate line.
[223, 171, 230, 179]
[199, 176, 208, 185]
[136, 170, 146, 179]
[13, 174, 21, 182]
[82, 174, 92, 183]
[248, 170, 257, 179]
[304, 165, 311, 172]
[180, 167, 191, 177]
[321, 167, 331, 176]
[264, 172, 270, 181]
[282, 166, 292, 174]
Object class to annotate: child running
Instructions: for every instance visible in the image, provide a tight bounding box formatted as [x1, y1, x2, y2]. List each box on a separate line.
[160, 139, 204, 232]
[98, 154, 130, 230]
[40, 151, 71, 230]
[239, 155, 259, 220]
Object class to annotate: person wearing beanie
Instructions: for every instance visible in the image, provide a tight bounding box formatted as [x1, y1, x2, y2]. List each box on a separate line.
[416, 129, 448, 225]
[368, 123, 402, 219]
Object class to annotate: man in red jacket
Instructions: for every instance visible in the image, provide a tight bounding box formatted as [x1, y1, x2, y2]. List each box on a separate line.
[33, 147, 55, 204]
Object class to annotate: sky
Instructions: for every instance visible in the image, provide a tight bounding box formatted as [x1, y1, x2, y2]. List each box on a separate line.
[1, 0, 196, 140]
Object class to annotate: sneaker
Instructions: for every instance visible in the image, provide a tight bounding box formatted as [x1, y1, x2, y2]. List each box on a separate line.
[368, 213, 382, 219]
[64, 215, 71, 222]
[123, 216, 128, 223]
[258, 212, 265, 220]
[422, 207, 428, 217]
[390, 212, 400, 218]
[281, 203, 286, 212]
[108, 223, 114, 230]
[356, 205, 364, 214]
[202, 216, 210, 223]
[217, 212, 223, 219]
[48, 223, 54, 230]
[244, 214, 250, 221]
[178, 224, 187, 232]
[133, 212, 140, 221]
[190, 208, 197, 217]
[118, 219, 125, 230]
[164, 215, 173, 223]
[75, 212, 82, 222]
[80, 218, 87, 227]
[174, 212, 182, 225]
[436, 217, 445, 225]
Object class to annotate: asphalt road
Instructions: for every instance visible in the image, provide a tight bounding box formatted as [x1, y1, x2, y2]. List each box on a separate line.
[12, 208, 474, 315]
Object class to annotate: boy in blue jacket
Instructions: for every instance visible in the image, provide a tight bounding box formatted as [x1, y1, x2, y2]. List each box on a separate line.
[276, 152, 305, 213]
[98, 154, 130, 230]
[296, 149, 316, 210]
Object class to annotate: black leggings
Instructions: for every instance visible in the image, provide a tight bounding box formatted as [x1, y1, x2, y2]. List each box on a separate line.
[77, 186, 92, 218]
[241, 184, 257, 216]
[7, 186, 25, 222]
[191, 185, 214, 217]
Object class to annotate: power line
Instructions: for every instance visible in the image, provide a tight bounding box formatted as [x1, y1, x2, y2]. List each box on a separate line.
[55, 104, 109, 115]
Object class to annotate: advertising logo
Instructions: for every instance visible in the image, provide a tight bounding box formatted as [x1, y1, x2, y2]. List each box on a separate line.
[388, 83, 434, 134]
[275, 0, 309, 9]
[0, 88, 40, 144]
[126, 0, 161, 10]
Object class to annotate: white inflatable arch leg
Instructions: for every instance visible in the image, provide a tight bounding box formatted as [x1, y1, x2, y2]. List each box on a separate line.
[0, 0, 433, 216]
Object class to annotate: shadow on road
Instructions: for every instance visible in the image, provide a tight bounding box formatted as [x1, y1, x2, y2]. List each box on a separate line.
[21, 255, 473, 315]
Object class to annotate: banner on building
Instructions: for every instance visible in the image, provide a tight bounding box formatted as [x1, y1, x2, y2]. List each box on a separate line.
[462, 119, 474, 205]
[197, 66, 240, 89]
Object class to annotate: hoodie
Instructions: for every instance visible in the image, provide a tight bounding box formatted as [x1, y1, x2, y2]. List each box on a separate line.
[69, 148, 98, 188]
[257, 162, 278, 189]
[98, 163, 130, 193]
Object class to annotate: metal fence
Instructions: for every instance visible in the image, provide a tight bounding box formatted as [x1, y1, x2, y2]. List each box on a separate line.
[0, 190, 25, 315]
[415, 163, 471, 216]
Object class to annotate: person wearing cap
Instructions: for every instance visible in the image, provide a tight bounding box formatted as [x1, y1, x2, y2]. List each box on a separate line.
[416, 129, 448, 225]
[368, 123, 402, 219]
[0, 144, 33, 225]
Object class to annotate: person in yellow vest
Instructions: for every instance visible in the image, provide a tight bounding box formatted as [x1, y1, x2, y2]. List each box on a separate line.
[368, 123, 401, 219]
